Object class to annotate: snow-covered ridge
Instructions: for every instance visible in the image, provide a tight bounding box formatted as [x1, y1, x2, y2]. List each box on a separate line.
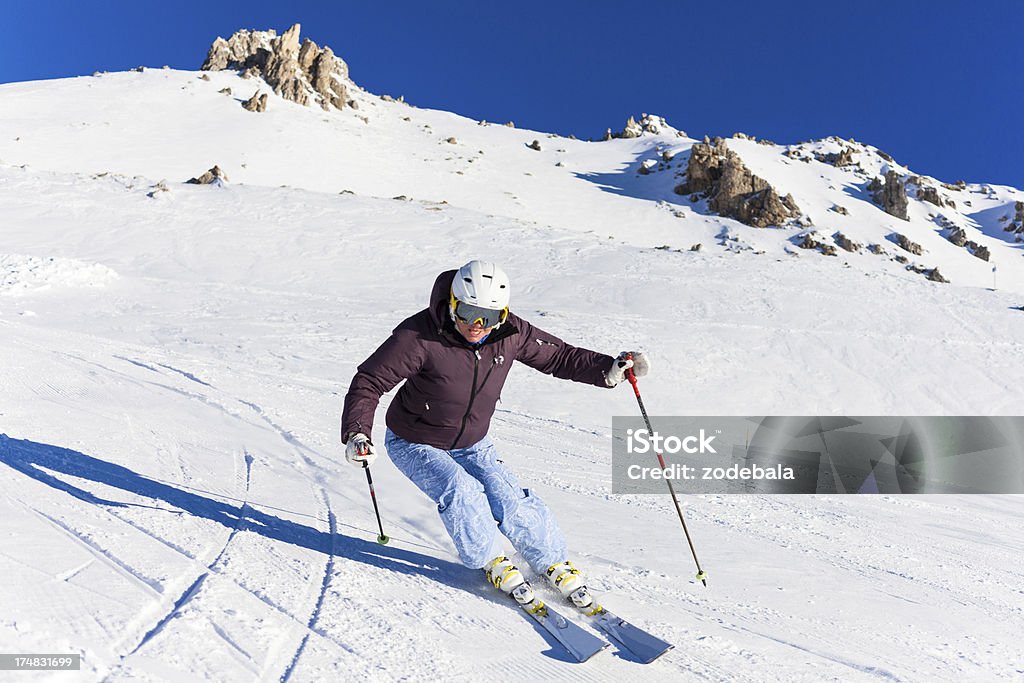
[1, 49, 1021, 292]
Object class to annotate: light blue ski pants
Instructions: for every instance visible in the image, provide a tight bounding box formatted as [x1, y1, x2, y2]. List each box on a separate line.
[384, 429, 568, 573]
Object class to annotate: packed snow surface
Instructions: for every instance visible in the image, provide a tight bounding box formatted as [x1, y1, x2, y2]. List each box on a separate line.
[0, 67, 1023, 682]
[0, 253, 118, 296]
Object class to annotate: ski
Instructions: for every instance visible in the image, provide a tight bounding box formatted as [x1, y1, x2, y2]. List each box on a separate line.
[581, 603, 673, 664]
[542, 563, 673, 663]
[508, 583, 608, 663]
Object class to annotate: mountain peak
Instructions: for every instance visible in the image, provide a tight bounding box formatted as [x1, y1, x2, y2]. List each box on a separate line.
[201, 23, 352, 111]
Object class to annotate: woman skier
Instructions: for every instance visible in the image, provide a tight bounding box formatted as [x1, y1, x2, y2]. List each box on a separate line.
[341, 260, 649, 610]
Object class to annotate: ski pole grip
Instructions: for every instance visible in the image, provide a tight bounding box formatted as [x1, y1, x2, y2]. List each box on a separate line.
[623, 353, 641, 396]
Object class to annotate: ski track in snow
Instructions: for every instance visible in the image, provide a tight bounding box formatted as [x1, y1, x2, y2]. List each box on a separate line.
[104, 447, 254, 678]
[273, 492, 338, 683]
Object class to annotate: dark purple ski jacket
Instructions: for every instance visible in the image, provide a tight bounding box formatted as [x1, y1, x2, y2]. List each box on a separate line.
[341, 270, 614, 450]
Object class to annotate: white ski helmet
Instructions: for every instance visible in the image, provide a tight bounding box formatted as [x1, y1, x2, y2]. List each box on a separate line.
[450, 260, 511, 328]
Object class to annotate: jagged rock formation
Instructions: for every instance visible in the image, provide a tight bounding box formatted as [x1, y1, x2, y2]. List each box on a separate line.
[243, 91, 268, 112]
[675, 139, 800, 228]
[614, 114, 682, 139]
[201, 24, 350, 111]
[913, 180, 956, 209]
[1006, 201, 1024, 238]
[947, 227, 968, 247]
[815, 147, 856, 167]
[927, 268, 949, 283]
[146, 180, 169, 198]
[620, 116, 643, 139]
[895, 233, 923, 255]
[186, 165, 228, 185]
[798, 233, 837, 256]
[834, 232, 862, 252]
[868, 171, 909, 220]
[946, 228, 990, 261]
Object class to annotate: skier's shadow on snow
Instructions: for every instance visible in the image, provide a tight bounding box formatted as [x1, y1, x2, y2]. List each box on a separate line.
[0, 435, 479, 590]
[0, 435, 589, 661]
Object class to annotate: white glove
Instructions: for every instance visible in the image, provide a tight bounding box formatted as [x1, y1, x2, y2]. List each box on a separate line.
[345, 433, 378, 468]
[605, 351, 650, 387]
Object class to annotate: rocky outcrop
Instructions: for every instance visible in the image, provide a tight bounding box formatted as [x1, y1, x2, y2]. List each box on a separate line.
[186, 165, 228, 185]
[895, 233, 923, 255]
[242, 91, 268, 112]
[146, 180, 169, 198]
[1006, 201, 1024, 237]
[947, 228, 991, 260]
[620, 116, 643, 139]
[798, 233, 837, 256]
[834, 232, 862, 252]
[927, 268, 949, 283]
[868, 171, 909, 220]
[916, 184, 955, 209]
[675, 139, 800, 228]
[614, 114, 680, 139]
[816, 147, 856, 167]
[201, 24, 350, 111]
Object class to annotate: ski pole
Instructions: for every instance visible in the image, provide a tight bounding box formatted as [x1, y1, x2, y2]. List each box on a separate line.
[624, 359, 707, 587]
[363, 464, 390, 545]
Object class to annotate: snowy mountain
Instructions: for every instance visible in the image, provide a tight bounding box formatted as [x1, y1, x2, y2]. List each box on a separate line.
[2, 24, 1023, 682]
[3, 25, 1022, 294]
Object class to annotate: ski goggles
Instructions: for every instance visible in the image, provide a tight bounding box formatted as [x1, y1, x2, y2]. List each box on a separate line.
[451, 296, 508, 328]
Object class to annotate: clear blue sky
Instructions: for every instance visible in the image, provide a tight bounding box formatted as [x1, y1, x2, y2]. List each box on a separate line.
[5, 1, 1023, 187]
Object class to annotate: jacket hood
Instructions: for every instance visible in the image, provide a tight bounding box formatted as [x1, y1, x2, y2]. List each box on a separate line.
[429, 270, 457, 329]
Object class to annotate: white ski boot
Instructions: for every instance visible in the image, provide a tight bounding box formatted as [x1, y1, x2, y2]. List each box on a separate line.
[485, 555, 526, 593]
[546, 560, 595, 610]
[485, 556, 545, 614]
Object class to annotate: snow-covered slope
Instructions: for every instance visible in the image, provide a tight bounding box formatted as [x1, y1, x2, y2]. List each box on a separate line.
[2, 50, 1024, 682]
[2, 67, 1022, 293]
